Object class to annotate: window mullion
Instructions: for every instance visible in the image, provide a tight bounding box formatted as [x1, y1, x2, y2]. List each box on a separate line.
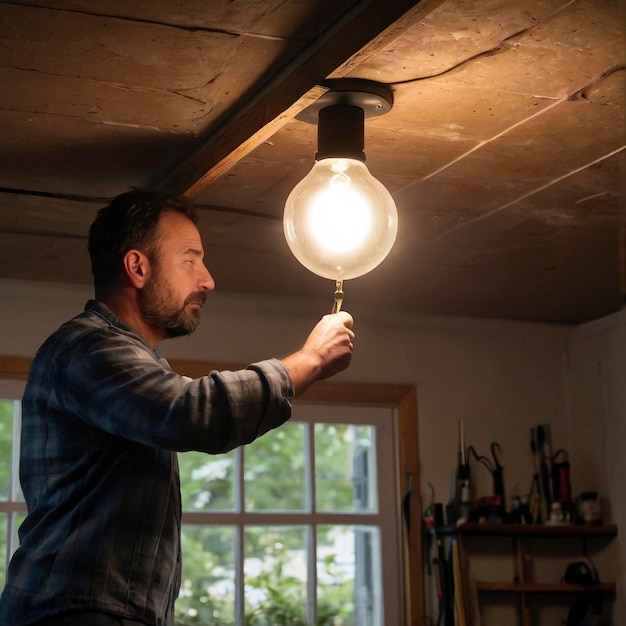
[10, 400, 21, 502]
[7, 400, 22, 561]
[235, 446, 244, 626]
[307, 523, 317, 626]
[306, 421, 317, 626]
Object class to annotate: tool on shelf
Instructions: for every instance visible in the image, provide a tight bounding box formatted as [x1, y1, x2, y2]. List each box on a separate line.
[529, 424, 574, 523]
[467, 442, 505, 503]
[536, 424, 554, 504]
[454, 419, 472, 524]
[553, 448, 572, 504]
[530, 426, 548, 522]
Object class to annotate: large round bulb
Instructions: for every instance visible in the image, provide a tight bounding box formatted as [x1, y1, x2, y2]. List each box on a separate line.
[283, 158, 398, 280]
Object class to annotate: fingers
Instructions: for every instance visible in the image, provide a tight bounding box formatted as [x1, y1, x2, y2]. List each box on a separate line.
[315, 310, 355, 378]
[340, 312, 355, 350]
[325, 311, 355, 345]
[332, 310, 354, 330]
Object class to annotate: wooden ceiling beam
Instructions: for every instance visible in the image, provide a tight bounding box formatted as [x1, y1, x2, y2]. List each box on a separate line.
[157, 0, 444, 199]
[619, 204, 626, 294]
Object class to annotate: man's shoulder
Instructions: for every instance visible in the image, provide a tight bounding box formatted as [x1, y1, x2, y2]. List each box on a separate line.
[41, 306, 114, 349]
[32, 304, 146, 369]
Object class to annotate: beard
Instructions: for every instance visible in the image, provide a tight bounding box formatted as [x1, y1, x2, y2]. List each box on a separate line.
[138, 269, 207, 339]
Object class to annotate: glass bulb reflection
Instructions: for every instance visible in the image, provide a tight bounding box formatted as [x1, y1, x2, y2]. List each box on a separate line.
[283, 158, 398, 281]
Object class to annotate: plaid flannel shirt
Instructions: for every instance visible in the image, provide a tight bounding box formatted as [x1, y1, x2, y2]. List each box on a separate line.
[0, 301, 293, 626]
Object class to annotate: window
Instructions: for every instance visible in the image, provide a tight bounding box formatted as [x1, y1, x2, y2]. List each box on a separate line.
[177, 404, 402, 626]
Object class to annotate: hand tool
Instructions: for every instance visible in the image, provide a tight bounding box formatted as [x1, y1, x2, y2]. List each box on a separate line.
[537, 424, 554, 504]
[531, 427, 548, 519]
[455, 419, 471, 523]
[423, 483, 436, 576]
[553, 449, 572, 505]
[468, 442, 505, 506]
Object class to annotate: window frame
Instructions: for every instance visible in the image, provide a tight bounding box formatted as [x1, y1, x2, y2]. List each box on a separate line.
[0, 379, 28, 582]
[0, 355, 423, 625]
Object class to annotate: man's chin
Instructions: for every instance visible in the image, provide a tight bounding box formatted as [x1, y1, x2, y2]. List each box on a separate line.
[167, 313, 202, 338]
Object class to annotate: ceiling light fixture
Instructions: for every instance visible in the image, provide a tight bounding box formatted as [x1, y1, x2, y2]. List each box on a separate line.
[283, 79, 398, 313]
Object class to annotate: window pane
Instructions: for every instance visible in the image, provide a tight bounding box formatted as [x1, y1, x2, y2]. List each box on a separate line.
[317, 525, 382, 626]
[315, 424, 377, 513]
[179, 450, 236, 512]
[244, 423, 307, 512]
[244, 525, 308, 626]
[177, 525, 236, 626]
[0, 400, 14, 500]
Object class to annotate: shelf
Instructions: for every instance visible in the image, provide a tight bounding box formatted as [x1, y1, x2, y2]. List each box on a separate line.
[475, 581, 616, 595]
[458, 522, 618, 626]
[457, 522, 618, 538]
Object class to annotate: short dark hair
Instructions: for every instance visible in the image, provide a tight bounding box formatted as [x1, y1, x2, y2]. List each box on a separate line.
[88, 188, 198, 293]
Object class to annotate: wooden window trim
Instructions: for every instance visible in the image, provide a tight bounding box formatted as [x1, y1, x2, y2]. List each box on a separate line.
[0, 355, 423, 625]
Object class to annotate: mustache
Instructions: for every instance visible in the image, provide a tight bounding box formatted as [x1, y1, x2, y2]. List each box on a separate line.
[184, 291, 208, 307]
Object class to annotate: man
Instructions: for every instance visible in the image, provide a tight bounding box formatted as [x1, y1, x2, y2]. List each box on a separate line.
[0, 189, 355, 626]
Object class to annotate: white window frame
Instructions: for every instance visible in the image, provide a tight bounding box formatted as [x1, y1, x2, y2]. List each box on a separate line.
[0, 379, 27, 574]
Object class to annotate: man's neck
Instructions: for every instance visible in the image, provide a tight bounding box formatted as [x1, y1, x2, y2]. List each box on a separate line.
[98, 289, 163, 348]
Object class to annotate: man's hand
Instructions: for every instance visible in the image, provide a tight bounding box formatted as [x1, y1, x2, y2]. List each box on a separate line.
[281, 311, 355, 396]
[302, 312, 355, 380]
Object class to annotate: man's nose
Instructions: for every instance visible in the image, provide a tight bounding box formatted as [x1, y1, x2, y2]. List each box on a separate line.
[198, 266, 216, 292]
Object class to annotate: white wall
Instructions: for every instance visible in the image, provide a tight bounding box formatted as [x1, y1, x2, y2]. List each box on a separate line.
[0, 278, 621, 623]
[566, 308, 626, 623]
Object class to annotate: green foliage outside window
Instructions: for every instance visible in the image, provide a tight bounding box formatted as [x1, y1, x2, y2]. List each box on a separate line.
[0, 400, 15, 589]
[244, 426, 307, 512]
[176, 526, 236, 626]
[174, 422, 374, 626]
[0, 401, 13, 500]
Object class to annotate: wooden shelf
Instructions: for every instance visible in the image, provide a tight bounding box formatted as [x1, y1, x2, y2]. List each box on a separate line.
[457, 522, 618, 626]
[475, 581, 616, 595]
[457, 522, 618, 538]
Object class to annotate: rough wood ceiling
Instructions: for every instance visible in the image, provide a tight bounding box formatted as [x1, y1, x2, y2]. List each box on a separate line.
[0, 0, 624, 324]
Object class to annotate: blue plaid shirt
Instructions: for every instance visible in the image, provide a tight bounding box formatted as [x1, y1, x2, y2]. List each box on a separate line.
[0, 301, 293, 626]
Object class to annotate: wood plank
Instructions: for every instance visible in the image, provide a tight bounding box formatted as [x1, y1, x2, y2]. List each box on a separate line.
[163, 85, 330, 198]
[619, 211, 626, 294]
[0, 354, 414, 406]
[475, 581, 616, 595]
[458, 522, 618, 538]
[0, 3, 257, 91]
[396, 386, 424, 626]
[0, 355, 31, 380]
[158, 0, 445, 197]
[0, 502, 27, 513]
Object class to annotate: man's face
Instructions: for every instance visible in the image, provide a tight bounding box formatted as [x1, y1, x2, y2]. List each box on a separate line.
[138, 211, 215, 339]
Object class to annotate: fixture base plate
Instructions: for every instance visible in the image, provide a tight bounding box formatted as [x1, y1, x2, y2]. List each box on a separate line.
[296, 78, 393, 124]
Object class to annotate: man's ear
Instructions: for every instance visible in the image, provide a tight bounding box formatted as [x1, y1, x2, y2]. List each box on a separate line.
[123, 249, 150, 288]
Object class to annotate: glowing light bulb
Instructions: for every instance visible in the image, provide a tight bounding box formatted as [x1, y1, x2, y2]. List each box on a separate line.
[283, 158, 398, 281]
[307, 166, 371, 254]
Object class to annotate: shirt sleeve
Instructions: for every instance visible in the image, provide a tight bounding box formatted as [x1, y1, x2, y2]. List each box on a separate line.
[58, 327, 294, 453]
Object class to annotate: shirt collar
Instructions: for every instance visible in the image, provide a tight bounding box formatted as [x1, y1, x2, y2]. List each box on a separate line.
[84, 299, 161, 356]
[85, 299, 128, 328]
